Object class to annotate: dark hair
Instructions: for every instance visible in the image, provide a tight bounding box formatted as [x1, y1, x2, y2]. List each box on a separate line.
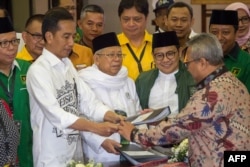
[118, 0, 149, 17]
[51, 0, 60, 8]
[42, 7, 73, 42]
[167, 2, 193, 19]
[25, 14, 45, 29]
[80, 4, 104, 19]
[0, 7, 9, 17]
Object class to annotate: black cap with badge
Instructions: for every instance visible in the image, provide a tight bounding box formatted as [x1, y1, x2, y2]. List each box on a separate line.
[153, 0, 174, 13]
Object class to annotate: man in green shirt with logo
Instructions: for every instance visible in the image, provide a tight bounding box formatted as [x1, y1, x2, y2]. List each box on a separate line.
[209, 10, 250, 93]
[0, 17, 33, 167]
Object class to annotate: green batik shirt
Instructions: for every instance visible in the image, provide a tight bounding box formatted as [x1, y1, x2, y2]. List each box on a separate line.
[224, 42, 250, 93]
[74, 27, 83, 44]
[0, 59, 33, 167]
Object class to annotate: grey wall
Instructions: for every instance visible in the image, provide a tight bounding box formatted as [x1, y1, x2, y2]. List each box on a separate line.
[12, 0, 30, 32]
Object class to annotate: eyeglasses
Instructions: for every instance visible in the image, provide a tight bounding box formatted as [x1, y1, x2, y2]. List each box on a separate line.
[96, 53, 125, 59]
[26, 31, 43, 41]
[0, 39, 20, 48]
[63, 6, 76, 11]
[238, 16, 250, 24]
[153, 51, 176, 61]
[183, 59, 200, 68]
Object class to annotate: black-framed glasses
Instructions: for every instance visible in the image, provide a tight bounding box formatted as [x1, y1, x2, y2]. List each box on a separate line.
[239, 16, 250, 24]
[96, 53, 126, 59]
[0, 39, 20, 48]
[153, 51, 176, 61]
[183, 59, 200, 68]
[26, 31, 43, 41]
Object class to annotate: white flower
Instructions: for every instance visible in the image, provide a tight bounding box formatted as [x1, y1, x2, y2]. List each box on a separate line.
[168, 138, 189, 163]
[76, 164, 86, 167]
[66, 159, 103, 167]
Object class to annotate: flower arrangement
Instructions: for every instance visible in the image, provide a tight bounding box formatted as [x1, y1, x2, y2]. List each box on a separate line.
[168, 138, 188, 163]
[66, 160, 103, 167]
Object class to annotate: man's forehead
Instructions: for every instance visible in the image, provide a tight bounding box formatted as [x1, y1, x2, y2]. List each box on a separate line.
[169, 7, 191, 17]
[0, 31, 16, 39]
[0, 10, 5, 17]
[210, 24, 234, 30]
[59, 0, 75, 6]
[154, 45, 177, 51]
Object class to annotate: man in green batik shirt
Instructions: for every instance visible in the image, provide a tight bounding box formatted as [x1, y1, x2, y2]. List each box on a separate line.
[0, 17, 33, 167]
[209, 10, 250, 93]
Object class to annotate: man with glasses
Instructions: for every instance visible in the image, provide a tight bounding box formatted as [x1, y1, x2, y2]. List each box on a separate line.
[118, 33, 250, 167]
[136, 31, 195, 118]
[0, 17, 33, 167]
[209, 10, 250, 93]
[79, 32, 141, 162]
[17, 14, 45, 62]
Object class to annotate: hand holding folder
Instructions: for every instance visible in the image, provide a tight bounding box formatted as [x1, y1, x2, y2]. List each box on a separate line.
[126, 106, 171, 125]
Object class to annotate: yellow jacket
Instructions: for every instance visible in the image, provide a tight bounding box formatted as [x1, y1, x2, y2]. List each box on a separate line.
[117, 31, 154, 80]
[17, 44, 94, 70]
[70, 43, 94, 70]
[16, 46, 34, 62]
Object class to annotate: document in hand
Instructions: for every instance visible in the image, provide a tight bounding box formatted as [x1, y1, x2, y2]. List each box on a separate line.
[126, 106, 171, 125]
[116, 143, 168, 166]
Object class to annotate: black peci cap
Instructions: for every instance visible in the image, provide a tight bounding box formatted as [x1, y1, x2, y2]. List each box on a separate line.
[210, 10, 238, 26]
[152, 31, 179, 49]
[92, 32, 120, 53]
[0, 17, 14, 34]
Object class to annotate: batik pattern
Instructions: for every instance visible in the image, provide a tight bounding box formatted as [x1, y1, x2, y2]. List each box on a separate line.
[134, 68, 250, 167]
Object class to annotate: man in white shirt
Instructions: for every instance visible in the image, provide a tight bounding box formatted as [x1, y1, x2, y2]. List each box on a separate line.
[152, 0, 174, 33]
[79, 32, 141, 162]
[26, 7, 121, 167]
[165, 1, 197, 52]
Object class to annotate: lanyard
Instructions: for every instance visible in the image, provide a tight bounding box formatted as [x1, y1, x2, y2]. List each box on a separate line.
[0, 67, 16, 113]
[126, 42, 148, 73]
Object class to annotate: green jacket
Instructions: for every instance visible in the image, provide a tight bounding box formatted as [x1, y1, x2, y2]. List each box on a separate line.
[135, 61, 196, 111]
[0, 59, 33, 167]
[224, 42, 250, 93]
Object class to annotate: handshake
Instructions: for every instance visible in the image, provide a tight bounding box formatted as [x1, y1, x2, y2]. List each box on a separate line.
[101, 109, 153, 140]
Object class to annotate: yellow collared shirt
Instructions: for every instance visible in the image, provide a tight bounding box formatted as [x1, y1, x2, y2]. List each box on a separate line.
[117, 31, 154, 80]
[69, 43, 94, 70]
[16, 46, 34, 62]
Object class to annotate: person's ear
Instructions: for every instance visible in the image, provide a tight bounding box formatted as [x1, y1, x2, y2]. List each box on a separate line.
[199, 57, 208, 70]
[45, 32, 53, 44]
[191, 17, 195, 27]
[22, 31, 28, 43]
[77, 19, 82, 27]
[94, 54, 100, 66]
